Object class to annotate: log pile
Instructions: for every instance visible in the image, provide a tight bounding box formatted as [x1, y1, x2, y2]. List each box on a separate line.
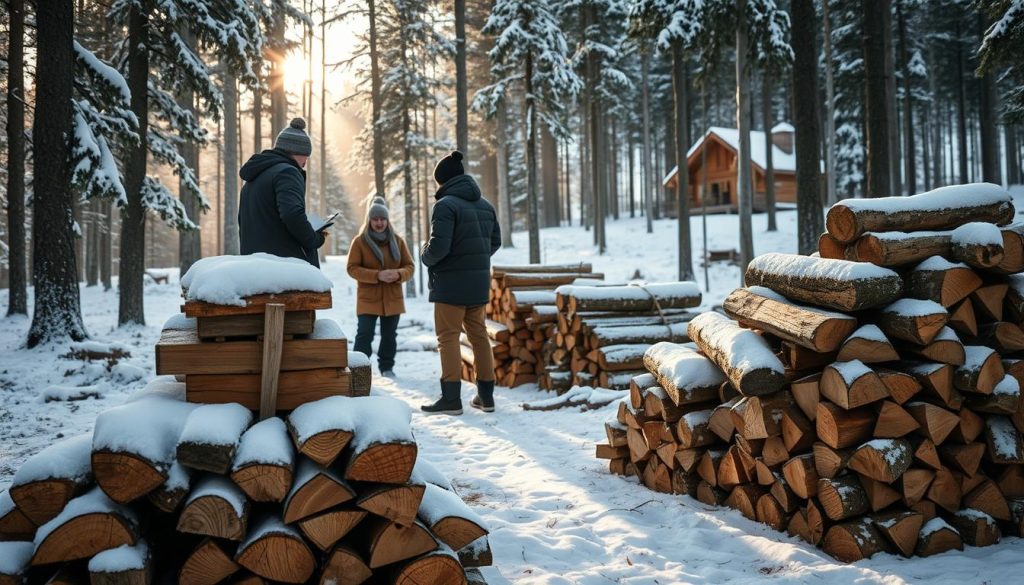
[596, 184, 1024, 563]
[0, 383, 492, 584]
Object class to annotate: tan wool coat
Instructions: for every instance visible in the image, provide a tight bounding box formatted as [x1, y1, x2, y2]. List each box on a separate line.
[347, 233, 415, 316]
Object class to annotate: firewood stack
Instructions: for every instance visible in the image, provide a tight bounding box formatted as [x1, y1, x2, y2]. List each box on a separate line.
[596, 183, 1024, 562]
[542, 282, 701, 391]
[0, 382, 492, 584]
[467, 263, 600, 387]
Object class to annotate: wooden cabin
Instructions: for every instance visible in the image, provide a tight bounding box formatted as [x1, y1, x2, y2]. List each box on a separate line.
[663, 123, 803, 212]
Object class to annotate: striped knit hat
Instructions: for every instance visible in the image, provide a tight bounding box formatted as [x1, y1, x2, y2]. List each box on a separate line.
[274, 118, 312, 156]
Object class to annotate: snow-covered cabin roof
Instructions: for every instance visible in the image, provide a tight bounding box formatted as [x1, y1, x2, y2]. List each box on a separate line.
[662, 126, 799, 187]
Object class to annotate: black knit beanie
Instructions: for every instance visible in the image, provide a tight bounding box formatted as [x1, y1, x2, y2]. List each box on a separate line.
[433, 151, 465, 185]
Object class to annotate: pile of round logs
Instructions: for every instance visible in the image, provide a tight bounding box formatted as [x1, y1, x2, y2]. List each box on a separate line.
[597, 187, 1024, 563]
[0, 382, 491, 584]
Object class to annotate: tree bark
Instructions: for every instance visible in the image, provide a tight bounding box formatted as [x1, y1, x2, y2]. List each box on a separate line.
[673, 41, 694, 280]
[1007, 124, 1020, 186]
[86, 201, 99, 286]
[224, 73, 240, 254]
[455, 0, 468, 153]
[268, 12, 287, 137]
[792, 0, 823, 253]
[178, 46, 202, 274]
[956, 20, 968, 184]
[6, 0, 27, 315]
[401, 35, 416, 297]
[978, 13, 1001, 185]
[898, 2, 915, 194]
[628, 133, 635, 218]
[763, 74, 777, 232]
[525, 51, 541, 264]
[496, 102, 513, 247]
[863, 0, 891, 197]
[736, 12, 755, 276]
[253, 82, 263, 154]
[101, 199, 112, 290]
[822, 0, 838, 206]
[28, 0, 86, 346]
[641, 50, 654, 234]
[118, 1, 150, 326]
[609, 118, 620, 221]
[541, 124, 560, 227]
[587, 8, 606, 253]
[882, 0, 902, 195]
[368, 0, 386, 198]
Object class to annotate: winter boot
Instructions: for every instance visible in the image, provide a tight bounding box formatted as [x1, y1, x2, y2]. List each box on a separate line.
[421, 380, 463, 415]
[471, 379, 495, 413]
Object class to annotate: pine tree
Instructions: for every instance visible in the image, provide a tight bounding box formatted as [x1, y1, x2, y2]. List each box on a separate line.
[791, 0, 822, 253]
[978, 0, 1024, 122]
[6, 0, 27, 316]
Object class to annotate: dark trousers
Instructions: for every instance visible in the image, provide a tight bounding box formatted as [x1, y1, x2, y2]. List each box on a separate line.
[355, 314, 400, 371]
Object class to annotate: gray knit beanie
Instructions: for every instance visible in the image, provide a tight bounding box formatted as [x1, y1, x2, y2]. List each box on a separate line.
[368, 196, 389, 220]
[274, 118, 312, 156]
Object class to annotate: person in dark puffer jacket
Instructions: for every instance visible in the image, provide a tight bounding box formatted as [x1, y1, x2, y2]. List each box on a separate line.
[420, 151, 501, 415]
[238, 117, 326, 267]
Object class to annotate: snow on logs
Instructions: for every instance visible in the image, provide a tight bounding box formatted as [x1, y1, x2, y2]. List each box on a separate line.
[723, 287, 858, 353]
[744, 253, 903, 312]
[561, 282, 701, 316]
[687, 312, 786, 396]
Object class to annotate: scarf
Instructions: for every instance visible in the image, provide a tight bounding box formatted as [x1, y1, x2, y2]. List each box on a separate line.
[363, 227, 400, 268]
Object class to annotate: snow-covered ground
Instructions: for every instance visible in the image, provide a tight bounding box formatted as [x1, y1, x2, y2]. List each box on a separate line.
[3, 207, 1024, 584]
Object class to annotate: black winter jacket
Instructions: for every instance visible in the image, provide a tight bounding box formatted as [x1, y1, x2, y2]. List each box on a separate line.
[238, 149, 325, 267]
[421, 175, 501, 305]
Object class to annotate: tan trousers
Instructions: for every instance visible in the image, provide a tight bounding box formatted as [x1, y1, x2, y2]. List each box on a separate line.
[435, 303, 495, 383]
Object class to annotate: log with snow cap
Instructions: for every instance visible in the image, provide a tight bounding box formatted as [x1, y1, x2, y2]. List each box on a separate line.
[743, 253, 903, 312]
[825, 182, 1014, 244]
[687, 312, 786, 397]
[723, 286, 858, 353]
[854, 222, 1005, 269]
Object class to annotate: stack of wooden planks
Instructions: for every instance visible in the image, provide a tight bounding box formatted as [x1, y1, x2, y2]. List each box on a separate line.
[595, 182, 1024, 563]
[541, 282, 701, 391]
[157, 289, 371, 410]
[0, 384, 492, 584]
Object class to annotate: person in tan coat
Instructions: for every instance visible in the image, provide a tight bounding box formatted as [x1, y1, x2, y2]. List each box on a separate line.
[347, 197, 414, 376]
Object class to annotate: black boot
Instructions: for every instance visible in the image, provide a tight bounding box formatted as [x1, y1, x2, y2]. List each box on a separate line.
[471, 379, 495, 412]
[421, 380, 463, 415]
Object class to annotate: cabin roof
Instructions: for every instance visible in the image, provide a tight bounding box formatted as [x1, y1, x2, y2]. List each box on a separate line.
[663, 126, 797, 187]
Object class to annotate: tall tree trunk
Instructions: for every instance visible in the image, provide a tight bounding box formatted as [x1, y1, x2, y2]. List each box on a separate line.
[118, 2, 150, 326]
[863, 0, 891, 197]
[541, 124, 560, 227]
[586, 7, 605, 252]
[496, 101, 513, 247]
[178, 52, 202, 274]
[609, 118, 620, 221]
[402, 108, 416, 296]
[525, 51, 541, 263]
[564, 137, 572, 225]
[641, 49, 654, 234]
[922, 110, 931, 191]
[269, 12, 287, 138]
[978, 14, 1001, 185]
[628, 133, 635, 218]
[369, 0, 386, 199]
[1007, 123, 1020, 185]
[86, 201, 99, 286]
[822, 0, 838, 206]
[455, 0, 468, 153]
[673, 41, 694, 281]
[224, 73, 240, 254]
[101, 200, 112, 290]
[6, 0, 27, 315]
[882, 0, 902, 195]
[762, 73, 777, 232]
[253, 82, 263, 154]
[735, 7, 754, 277]
[956, 21, 969, 184]
[897, 2, 915, 193]
[28, 0, 86, 346]
[320, 0, 328, 254]
[579, 110, 589, 227]
[792, 0, 824, 254]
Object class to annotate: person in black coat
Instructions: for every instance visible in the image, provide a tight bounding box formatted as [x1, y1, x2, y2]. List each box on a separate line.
[238, 118, 326, 267]
[420, 151, 501, 416]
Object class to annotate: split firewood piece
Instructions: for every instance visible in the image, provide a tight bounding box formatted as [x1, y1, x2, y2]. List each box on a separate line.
[899, 469, 936, 506]
[231, 418, 295, 503]
[717, 445, 755, 490]
[626, 427, 652, 464]
[905, 402, 960, 445]
[968, 374, 1022, 415]
[872, 510, 923, 557]
[911, 499, 938, 522]
[915, 518, 964, 557]
[0, 542, 33, 584]
[675, 448, 706, 474]
[688, 312, 785, 396]
[813, 442, 853, 479]
[9, 434, 92, 526]
[177, 476, 249, 541]
[822, 518, 891, 562]
[825, 184, 1014, 243]
[642, 342, 726, 406]
[697, 450, 725, 487]
[955, 346, 1005, 395]
[734, 434, 765, 458]
[343, 396, 417, 484]
[284, 458, 357, 524]
[629, 373, 657, 408]
[729, 392, 794, 440]
[356, 482, 425, 528]
[385, 547, 468, 585]
[744, 253, 903, 311]
[672, 468, 700, 497]
[904, 256, 982, 307]
[791, 373, 821, 421]
[723, 287, 858, 353]
[781, 410, 815, 454]
[755, 493, 789, 531]
[605, 419, 628, 449]
[964, 478, 1012, 521]
[0, 491, 35, 541]
[805, 499, 830, 546]
[985, 415, 1024, 464]
[860, 476, 902, 511]
[854, 223, 1005, 269]
[818, 476, 870, 521]
[642, 386, 685, 423]
[898, 327, 965, 366]
[696, 481, 728, 506]
[771, 477, 801, 513]
[754, 458, 777, 485]
[148, 461, 190, 513]
[948, 298, 978, 337]
[947, 509, 1001, 547]
[708, 397, 740, 442]
[994, 223, 1024, 274]
[873, 401, 920, 438]
[91, 383, 196, 503]
[30, 487, 138, 566]
[298, 507, 367, 552]
[912, 438, 943, 470]
[848, 439, 913, 483]
[939, 442, 986, 477]
[354, 516, 438, 569]
[675, 410, 717, 449]
[235, 515, 316, 584]
[877, 369, 922, 405]
[819, 232, 856, 260]
[926, 467, 963, 512]
[287, 396, 356, 467]
[177, 403, 252, 474]
[997, 466, 1024, 499]
[816, 402, 874, 449]
[820, 360, 888, 410]
[836, 325, 898, 364]
[179, 538, 240, 585]
[972, 283, 1010, 322]
[595, 444, 629, 461]
[902, 361, 961, 410]
[319, 545, 372, 585]
[724, 484, 764, 521]
[782, 454, 818, 499]
[87, 541, 149, 585]
[781, 342, 837, 372]
[456, 535, 492, 568]
[877, 299, 949, 345]
[976, 322, 1024, 354]
[563, 282, 701, 315]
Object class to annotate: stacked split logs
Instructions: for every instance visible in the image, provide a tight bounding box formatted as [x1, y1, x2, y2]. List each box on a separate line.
[0, 383, 491, 584]
[596, 183, 1024, 563]
[541, 282, 701, 391]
